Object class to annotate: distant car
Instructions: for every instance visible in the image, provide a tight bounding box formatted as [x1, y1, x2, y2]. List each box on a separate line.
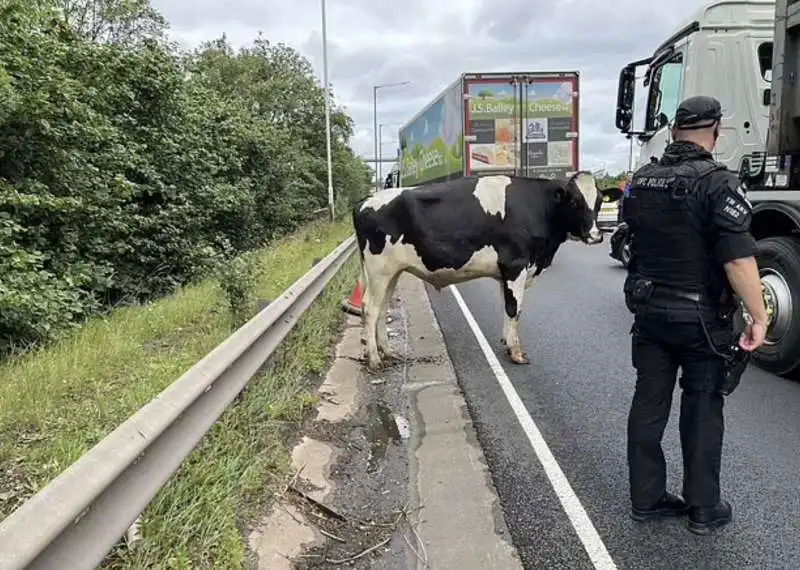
[597, 199, 620, 231]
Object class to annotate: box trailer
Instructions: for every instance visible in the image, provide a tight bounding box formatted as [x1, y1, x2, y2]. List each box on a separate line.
[397, 71, 581, 187]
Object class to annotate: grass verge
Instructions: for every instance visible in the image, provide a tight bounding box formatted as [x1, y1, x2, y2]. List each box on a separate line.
[0, 216, 358, 568]
[105, 254, 359, 569]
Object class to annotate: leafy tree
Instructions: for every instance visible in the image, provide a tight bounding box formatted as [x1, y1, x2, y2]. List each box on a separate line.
[0, 0, 371, 355]
[596, 171, 628, 190]
[54, 0, 167, 45]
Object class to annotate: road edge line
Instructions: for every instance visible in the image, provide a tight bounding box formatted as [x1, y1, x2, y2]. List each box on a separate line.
[449, 284, 618, 570]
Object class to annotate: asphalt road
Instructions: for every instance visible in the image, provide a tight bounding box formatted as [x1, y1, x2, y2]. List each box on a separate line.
[425, 240, 800, 570]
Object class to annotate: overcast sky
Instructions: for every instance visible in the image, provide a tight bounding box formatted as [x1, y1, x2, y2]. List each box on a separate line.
[151, 0, 712, 177]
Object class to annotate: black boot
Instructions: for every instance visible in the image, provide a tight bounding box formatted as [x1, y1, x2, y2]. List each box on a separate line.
[687, 500, 732, 535]
[631, 492, 689, 522]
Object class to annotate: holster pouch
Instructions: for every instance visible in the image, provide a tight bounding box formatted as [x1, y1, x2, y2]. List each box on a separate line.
[623, 276, 654, 314]
[716, 289, 738, 322]
[718, 308, 752, 396]
[719, 345, 752, 396]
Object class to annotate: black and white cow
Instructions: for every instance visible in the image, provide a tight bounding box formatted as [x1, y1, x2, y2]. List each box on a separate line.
[352, 171, 604, 369]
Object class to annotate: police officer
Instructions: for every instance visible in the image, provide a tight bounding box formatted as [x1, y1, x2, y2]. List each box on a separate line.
[618, 171, 632, 223]
[622, 95, 768, 535]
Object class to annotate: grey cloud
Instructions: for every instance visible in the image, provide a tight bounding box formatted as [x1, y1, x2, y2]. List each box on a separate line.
[471, 0, 552, 40]
[305, 16, 658, 94]
[151, 0, 714, 172]
[309, 30, 640, 127]
[155, 0, 276, 31]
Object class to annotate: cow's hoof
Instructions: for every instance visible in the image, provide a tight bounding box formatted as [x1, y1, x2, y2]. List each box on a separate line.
[507, 349, 529, 365]
[380, 349, 400, 361]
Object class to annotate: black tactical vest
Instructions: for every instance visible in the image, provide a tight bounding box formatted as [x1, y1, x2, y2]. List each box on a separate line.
[622, 157, 726, 297]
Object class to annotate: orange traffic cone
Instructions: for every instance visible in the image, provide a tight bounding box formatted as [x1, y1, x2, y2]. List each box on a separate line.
[341, 280, 364, 316]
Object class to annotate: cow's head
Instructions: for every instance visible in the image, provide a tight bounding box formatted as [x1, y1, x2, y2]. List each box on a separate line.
[553, 171, 603, 244]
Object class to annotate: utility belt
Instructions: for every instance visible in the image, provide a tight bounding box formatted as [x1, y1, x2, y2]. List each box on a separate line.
[623, 277, 734, 322]
[624, 275, 749, 395]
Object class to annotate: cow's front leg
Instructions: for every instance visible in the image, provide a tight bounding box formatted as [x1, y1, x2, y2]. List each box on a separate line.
[499, 281, 510, 346]
[501, 267, 529, 365]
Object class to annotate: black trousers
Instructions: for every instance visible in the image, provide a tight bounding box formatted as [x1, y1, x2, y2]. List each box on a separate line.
[627, 313, 732, 509]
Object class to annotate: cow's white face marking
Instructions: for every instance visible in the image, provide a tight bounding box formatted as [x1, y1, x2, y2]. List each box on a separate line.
[573, 171, 598, 207]
[572, 172, 603, 243]
[360, 186, 417, 212]
[473, 175, 510, 219]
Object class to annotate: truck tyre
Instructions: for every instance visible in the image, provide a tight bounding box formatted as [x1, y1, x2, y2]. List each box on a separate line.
[749, 236, 800, 377]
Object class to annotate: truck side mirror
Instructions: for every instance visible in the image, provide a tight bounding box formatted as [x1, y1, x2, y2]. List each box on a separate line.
[615, 65, 637, 133]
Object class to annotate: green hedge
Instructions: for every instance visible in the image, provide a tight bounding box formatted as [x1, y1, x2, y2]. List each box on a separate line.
[0, 0, 371, 355]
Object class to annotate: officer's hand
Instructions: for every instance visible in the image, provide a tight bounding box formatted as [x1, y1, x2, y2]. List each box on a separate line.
[739, 322, 767, 351]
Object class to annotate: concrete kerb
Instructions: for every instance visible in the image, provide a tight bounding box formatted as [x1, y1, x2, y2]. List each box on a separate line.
[398, 274, 522, 569]
[250, 273, 522, 568]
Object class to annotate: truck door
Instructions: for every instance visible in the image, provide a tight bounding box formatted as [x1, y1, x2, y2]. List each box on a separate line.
[694, 30, 766, 172]
[519, 74, 580, 179]
[463, 75, 523, 177]
[463, 72, 579, 179]
[742, 37, 773, 169]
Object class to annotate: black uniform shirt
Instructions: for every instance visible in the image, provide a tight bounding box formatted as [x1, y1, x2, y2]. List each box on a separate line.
[704, 161, 757, 264]
[672, 96, 757, 264]
[625, 141, 757, 298]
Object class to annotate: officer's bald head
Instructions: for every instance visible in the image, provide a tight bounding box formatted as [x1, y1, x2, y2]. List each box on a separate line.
[670, 95, 723, 151]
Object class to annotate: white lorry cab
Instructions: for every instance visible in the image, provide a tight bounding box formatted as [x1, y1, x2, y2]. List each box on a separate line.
[614, 0, 800, 377]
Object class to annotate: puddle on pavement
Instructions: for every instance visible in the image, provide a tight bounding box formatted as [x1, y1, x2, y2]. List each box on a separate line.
[366, 402, 408, 473]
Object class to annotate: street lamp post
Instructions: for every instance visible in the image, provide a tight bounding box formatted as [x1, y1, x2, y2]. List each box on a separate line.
[378, 122, 402, 187]
[321, 0, 334, 220]
[372, 81, 410, 192]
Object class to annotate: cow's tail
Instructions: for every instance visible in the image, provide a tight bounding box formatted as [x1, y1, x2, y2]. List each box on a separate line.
[356, 237, 367, 292]
[358, 250, 368, 295]
[351, 202, 368, 294]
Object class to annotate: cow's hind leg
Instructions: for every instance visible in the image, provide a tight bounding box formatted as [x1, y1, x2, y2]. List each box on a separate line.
[376, 272, 401, 361]
[358, 260, 370, 345]
[500, 267, 529, 365]
[363, 269, 392, 370]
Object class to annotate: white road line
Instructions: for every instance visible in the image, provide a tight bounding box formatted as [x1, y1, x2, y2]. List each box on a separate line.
[449, 285, 618, 570]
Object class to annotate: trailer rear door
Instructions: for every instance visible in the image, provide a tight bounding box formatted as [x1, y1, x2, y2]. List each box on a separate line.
[463, 71, 580, 179]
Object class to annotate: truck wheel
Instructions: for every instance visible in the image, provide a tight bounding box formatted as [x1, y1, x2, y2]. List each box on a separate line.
[749, 236, 800, 377]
